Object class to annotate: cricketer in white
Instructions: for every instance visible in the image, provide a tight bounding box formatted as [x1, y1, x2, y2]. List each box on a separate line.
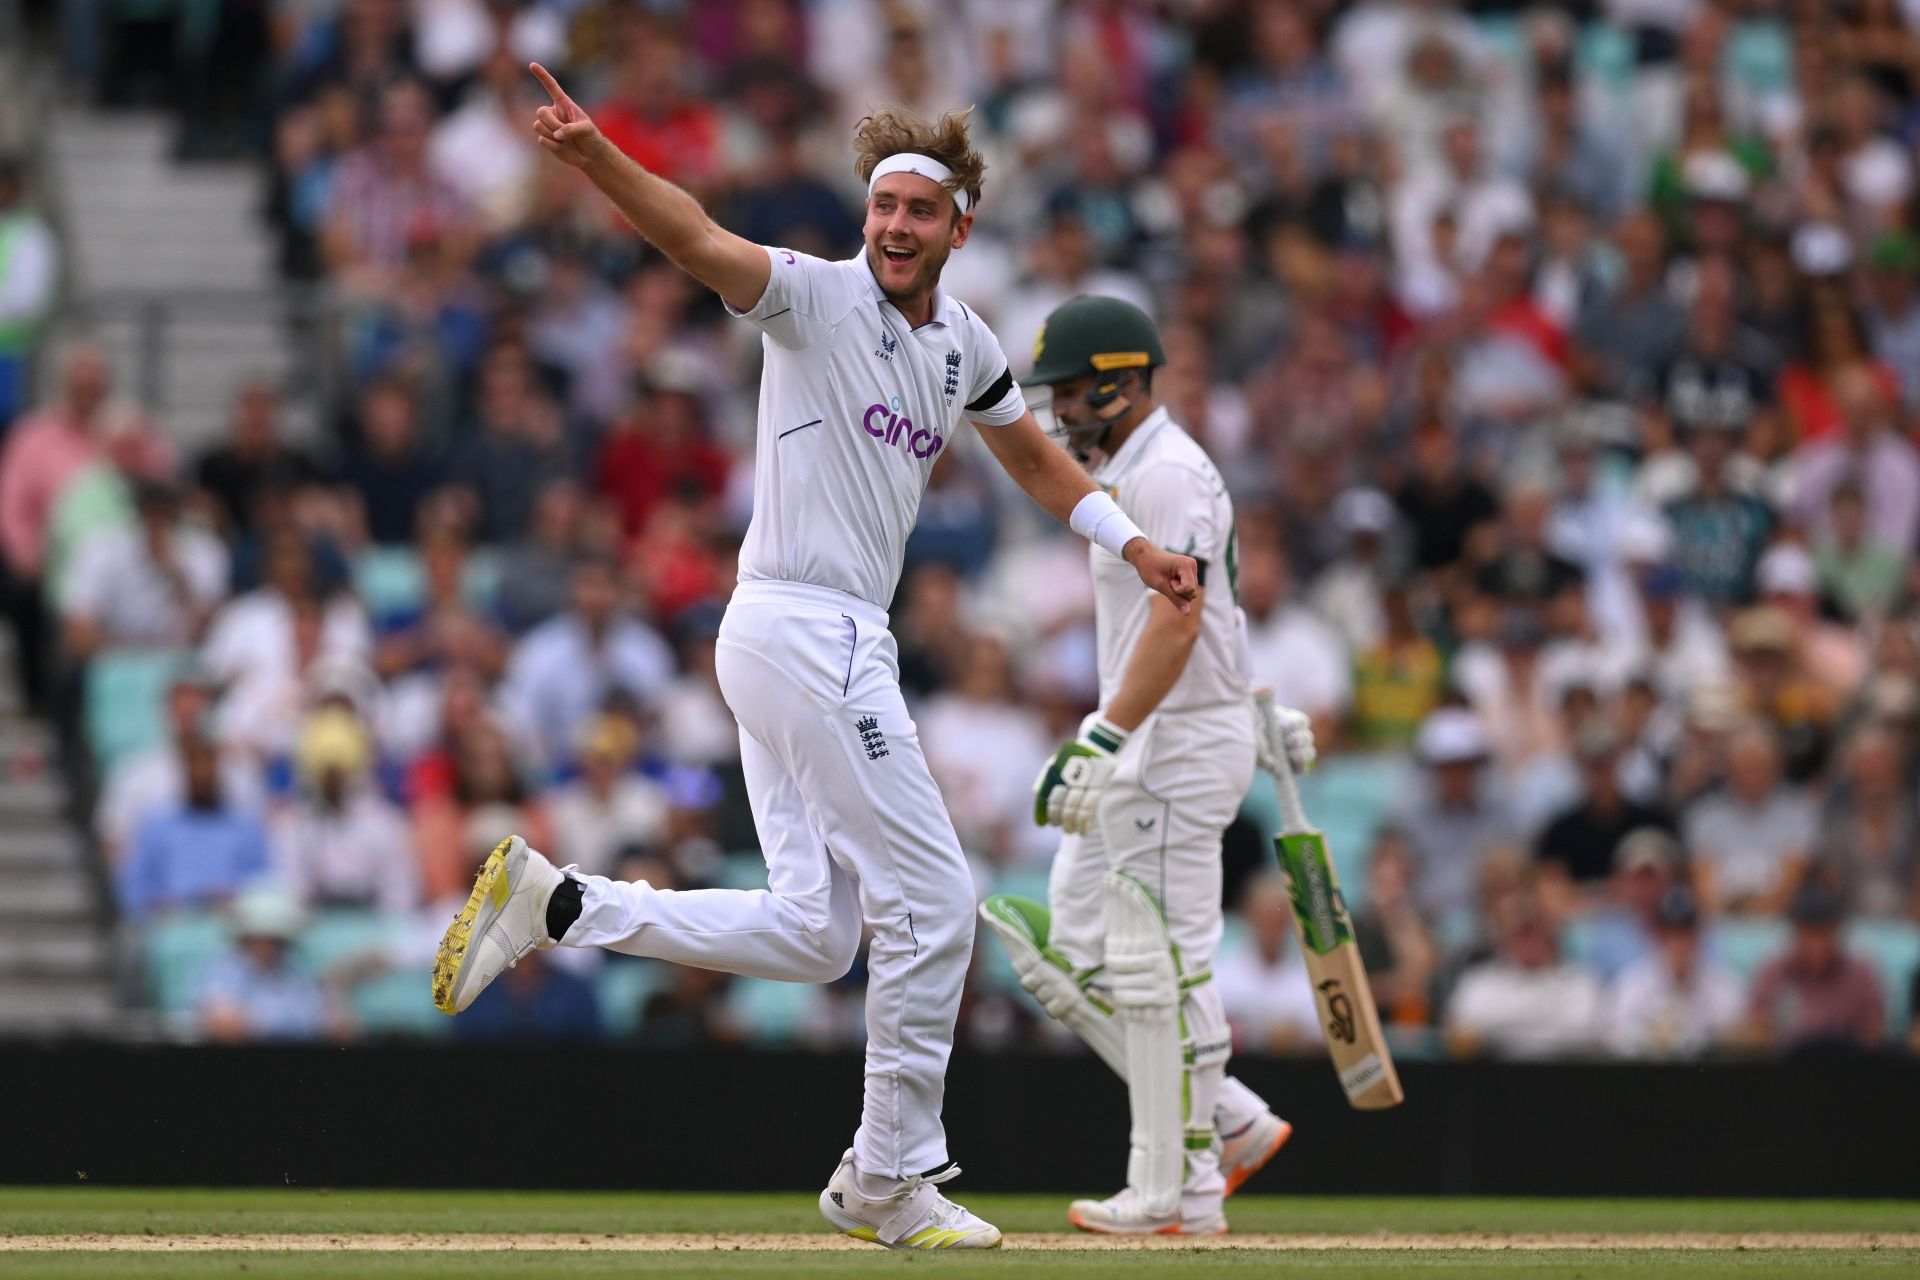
[986, 295, 1316, 1236]
[428, 65, 1201, 1252]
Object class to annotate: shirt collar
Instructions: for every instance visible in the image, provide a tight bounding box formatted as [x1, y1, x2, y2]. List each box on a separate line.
[1092, 406, 1171, 483]
[852, 250, 961, 328]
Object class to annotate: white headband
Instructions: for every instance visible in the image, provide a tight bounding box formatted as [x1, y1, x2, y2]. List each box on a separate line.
[868, 152, 970, 214]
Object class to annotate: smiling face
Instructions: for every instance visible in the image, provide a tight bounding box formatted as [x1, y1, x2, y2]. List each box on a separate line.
[863, 171, 969, 307]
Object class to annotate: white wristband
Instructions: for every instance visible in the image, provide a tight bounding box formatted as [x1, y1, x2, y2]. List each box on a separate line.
[1069, 490, 1147, 560]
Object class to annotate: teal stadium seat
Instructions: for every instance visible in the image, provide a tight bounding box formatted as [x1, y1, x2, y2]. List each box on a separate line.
[1843, 919, 1920, 1037]
[141, 910, 230, 1021]
[352, 548, 425, 627]
[596, 957, 671, 1037]
[1706, 917, 1791, 988]
[296, 910, 445, 1036]
[725, 977, 823, 1046]
[86, 648, 191, 775]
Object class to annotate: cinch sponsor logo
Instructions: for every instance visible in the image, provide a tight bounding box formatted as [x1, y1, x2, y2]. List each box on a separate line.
[863, 396, 944, 460]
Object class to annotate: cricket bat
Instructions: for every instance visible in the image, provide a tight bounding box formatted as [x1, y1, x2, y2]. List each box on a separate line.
[1261, 707, 1405, 1111]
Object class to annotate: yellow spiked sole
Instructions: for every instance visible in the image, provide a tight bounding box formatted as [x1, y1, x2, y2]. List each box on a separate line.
[431, 836, 517, 1014]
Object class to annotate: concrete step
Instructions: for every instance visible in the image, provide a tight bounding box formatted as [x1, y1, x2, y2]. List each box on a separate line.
[0, 775, 69, 815]
[0, 874, 96, 922]
[0, 828, 86, 869]
[0, 979, 123, 1029]
[0, 926, 113, 977]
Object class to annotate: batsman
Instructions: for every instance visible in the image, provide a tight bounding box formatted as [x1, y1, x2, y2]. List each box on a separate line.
[981, 297, 1317, 1236]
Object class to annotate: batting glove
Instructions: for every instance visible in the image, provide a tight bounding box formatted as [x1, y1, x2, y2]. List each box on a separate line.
[1254, 690, 1316, 778]
[1033, 713, 1129, 835]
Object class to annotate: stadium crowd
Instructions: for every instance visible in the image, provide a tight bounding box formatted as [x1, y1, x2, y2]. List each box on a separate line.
[6, 0, 1920, 1058]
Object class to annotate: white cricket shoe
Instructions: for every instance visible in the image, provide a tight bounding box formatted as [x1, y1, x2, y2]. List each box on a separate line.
[1220, 1111, 1293, 1197]
[432, 835, 567, 1014]
[1067, 1187, 1226, 1237]
[818, 1149, 1002, 1249]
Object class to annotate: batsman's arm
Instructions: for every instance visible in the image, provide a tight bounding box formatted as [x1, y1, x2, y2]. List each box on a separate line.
[530, 63, 770, 313]
[1102, 590, 1204, 731]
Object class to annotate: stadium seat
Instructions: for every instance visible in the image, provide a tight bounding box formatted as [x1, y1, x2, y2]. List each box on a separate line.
[1843, 919, 1920, 1037]
[351, 971, 449, 1038]
[85, 648, 191, 775]
[140, 911, 230, 1021]
[725, 977, 823, 1046]
[1705, 917, 1791, 988]
[295, 909, 391, 973]
[596, 957, 670, 1037]
[352, 547, 425, 628]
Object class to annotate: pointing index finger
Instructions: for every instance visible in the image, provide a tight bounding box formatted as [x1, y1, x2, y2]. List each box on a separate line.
[530, 62, 568, 106]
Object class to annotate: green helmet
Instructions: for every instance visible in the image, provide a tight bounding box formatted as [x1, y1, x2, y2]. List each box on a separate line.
[1022, 294, 1166, 389]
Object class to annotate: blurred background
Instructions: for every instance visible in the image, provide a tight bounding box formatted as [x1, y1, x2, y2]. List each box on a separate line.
[0, 0, 1916, 1083]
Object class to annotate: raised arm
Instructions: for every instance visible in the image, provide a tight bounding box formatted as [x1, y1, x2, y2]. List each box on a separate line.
[529, 63, 770, 313]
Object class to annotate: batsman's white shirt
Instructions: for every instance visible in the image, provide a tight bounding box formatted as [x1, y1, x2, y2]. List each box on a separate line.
[560, 244, 1025, 1182]
[1088, 407, 1248, 713]
[731, 246, 1026, 607]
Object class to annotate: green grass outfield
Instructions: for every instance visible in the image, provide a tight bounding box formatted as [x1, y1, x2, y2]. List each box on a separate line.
[2, 1188, 1916, 1279]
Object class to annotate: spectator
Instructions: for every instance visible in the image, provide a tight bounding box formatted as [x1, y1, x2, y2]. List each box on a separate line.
[451, 948, 605, 1042]
[1215, 870, 1324, 1053]
[60, 480, 228, 661]
[411, 721, 553, 901]
[1788, 362, 1920, 556]
[595, 360, 729, 545]
[1239, 532, 1351, 738]
[195, 381, 319, 541]
[196, 888, 340, 1043]
[1394, 708, 1520, 931]
[118, 736, 273, 921]
[545, 713, 670, 878]
[272, 705, 417, 912]
[1349, 827, 1437, 1027]
[1813, 723, 1920, 920]
[498, 556, 673, 774]
[1444, 892, 1604, 1060]
[0, 343, 175, 708]
[1662, 418, 1773, 607]
[322, 80, 475, 295]
[199, 532, 373, 759]
[492, 477, 599, 635]
[919, 634, 1052, 867]
[1684, 720, 1816, 916]
[1347, 578, 1446, 750]
[1572, 211, 1686, 400]
[95, 667, 266, 864]
[1745, 886, 1886, 1053]
[452, 341, 575, 545]
[1536, 722, 1676, 908]
[1815, 480, 1904, 622]
[1577, 827, 1685, 983]
[0, 155, 58, 428]
[1604, 885, 1744, 1059]
[335, 378, 448, 546]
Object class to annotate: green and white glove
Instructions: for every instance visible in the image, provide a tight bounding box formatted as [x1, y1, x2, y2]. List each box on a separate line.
[1033, 713, 1129, 835]
[1253, 690, 1317, 779]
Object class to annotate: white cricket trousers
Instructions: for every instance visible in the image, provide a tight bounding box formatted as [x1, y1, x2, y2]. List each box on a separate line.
[561, 580, 974, 1179]
[1047, 700, 1262, 1203]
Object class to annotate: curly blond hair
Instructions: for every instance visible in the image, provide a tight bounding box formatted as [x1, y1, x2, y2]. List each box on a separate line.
[852, 106, 986, 218]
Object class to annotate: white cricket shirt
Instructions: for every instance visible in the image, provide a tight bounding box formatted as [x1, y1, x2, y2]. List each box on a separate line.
[726, 246, 1026, 608]
[1088, 408, 1248, 713]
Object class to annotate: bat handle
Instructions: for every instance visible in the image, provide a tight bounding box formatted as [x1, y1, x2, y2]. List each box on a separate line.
[1255, 690, 1312, 836]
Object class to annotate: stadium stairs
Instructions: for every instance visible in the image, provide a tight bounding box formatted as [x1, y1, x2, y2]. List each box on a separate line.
[46, 106, 309, 452]
[0, 634, 119, 1036]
